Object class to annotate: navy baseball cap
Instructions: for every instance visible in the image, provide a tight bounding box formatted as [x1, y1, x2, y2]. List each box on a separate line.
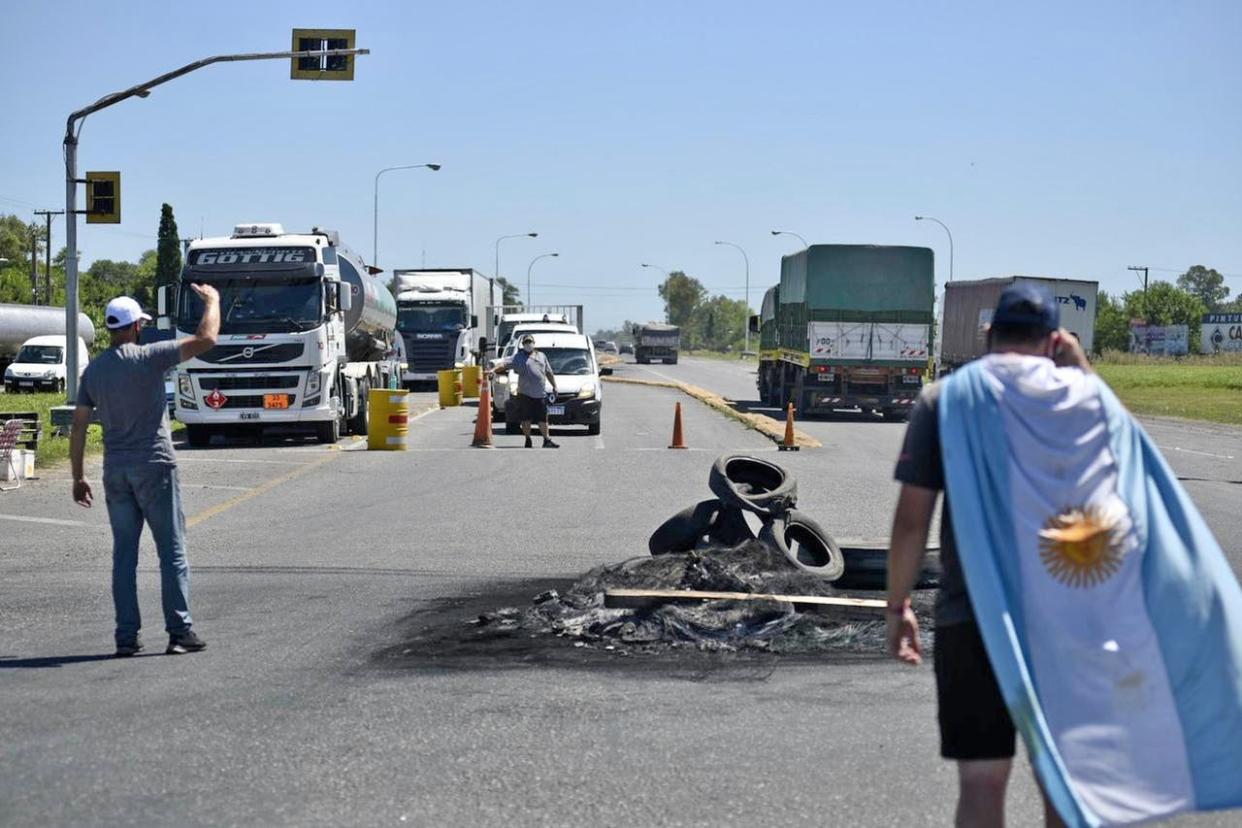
[992, 284, 1059, 331]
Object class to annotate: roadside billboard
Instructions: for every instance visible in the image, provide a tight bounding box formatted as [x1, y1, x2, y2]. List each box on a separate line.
[1129, 324, 1189, 356]
[1200, 313, 1242, 354]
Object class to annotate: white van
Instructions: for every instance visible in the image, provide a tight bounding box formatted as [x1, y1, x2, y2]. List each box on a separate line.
[492, 332, 610, 435]
[3, 335, 88, 393]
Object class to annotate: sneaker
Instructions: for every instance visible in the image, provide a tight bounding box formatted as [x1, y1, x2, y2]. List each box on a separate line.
[524, 436, 533, 448]
[543, 439, 560, 448]
[115, 638, 144, 658]
[166, 631, 207, 655]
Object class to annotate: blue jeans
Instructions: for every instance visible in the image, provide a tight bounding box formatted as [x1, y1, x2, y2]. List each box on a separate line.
[102, 464, 193, 644]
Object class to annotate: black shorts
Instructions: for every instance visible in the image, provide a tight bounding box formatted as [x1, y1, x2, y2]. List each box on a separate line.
[934, 622, 1015, 760]
[512, 394, 547, 423]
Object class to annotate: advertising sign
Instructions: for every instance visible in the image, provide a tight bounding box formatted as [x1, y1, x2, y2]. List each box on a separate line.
[1129, 324, 1189, 356]
[1200, 313, 1242, 354]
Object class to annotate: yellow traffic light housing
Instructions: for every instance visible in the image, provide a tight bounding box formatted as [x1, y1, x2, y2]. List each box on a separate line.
[85, 171, 121, 224]
[291, 29, 356, 80]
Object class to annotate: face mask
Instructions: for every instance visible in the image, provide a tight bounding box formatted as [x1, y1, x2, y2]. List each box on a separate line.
[522, 343, 534, 353]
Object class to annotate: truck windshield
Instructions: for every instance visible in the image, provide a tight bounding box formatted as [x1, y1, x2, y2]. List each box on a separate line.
[397, 304, 466, 332]
[15, 345, 63, 364]
[179, 279, 323, 334]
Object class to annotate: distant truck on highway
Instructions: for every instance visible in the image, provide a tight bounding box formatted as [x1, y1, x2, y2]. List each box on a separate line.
[753, 244, 934, 420]
[166, 222, 401, 446]
[634, 323, 680, 364]
[939, 276, 1098, 374]
[393, 268, 502, 387]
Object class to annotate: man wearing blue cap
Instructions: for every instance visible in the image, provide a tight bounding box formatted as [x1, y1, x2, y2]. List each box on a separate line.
[886, 285, 1089, 827]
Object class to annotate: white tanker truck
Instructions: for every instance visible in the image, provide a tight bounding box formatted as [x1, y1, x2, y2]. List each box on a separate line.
[164, 223, 400, 446]
[0, 303, 96, 374]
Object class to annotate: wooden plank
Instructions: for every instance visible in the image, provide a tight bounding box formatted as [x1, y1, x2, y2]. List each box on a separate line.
[604, 588, 886, 616]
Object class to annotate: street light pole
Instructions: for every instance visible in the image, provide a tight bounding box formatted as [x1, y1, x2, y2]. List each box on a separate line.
[914, 216, 954, 284]
[640, 262, 670, 277]
[61, 42, 370, 403]
[526, 253, 559, 305]
[494, 232, 539, 297]
[373, 163, 441, 267]
[770, 229, 808, 248]
[713, 240, 751, 353]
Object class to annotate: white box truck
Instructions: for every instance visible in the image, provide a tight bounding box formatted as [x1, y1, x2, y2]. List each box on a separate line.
[393, 269, 503, 386]
[165, 223, 401, 446]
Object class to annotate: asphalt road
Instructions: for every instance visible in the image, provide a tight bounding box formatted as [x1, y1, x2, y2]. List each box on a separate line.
[2, 373, 1239, 826]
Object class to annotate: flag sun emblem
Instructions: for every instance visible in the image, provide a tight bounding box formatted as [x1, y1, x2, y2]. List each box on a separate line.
[1038, 505, 1126, 588]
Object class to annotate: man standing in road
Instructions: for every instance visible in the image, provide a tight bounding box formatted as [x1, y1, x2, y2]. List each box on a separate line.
[490, 333, 559, 448]
[70, 286, 220, 657]
[886, 286, 1089, 827]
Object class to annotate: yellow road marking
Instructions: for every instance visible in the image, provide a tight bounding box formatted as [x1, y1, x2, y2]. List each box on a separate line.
[187, 451, 338, 528]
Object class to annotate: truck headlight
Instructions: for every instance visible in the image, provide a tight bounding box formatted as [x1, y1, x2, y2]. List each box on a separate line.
[305, 369, 322, 395]
[178, 373, 194, 399]
[577, 382, 597, 399]
[43, 369, 59, 379]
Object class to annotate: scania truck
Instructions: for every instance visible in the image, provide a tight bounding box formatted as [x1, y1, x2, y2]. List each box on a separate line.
[393, 268, 503, 387]
[166, 223, 400, 446]
[753, 244, 934, 420]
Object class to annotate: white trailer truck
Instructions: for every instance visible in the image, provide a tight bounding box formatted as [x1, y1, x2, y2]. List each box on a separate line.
[393, 268, 503, 387]
[165, 223, 400, 446]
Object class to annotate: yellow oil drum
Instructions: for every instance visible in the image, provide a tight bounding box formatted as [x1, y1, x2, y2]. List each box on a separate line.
[461, 364, 482, 399]
[437, 368, 463, 408]
[367, 388, 410, 450]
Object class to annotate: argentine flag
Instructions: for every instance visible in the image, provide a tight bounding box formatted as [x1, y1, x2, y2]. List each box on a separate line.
[939, 354, 1242, 826]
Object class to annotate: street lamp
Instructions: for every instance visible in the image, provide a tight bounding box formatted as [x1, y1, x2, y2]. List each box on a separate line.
[373, 163, 441, 266]
[495, 232, 539, 291]
[526, 253, 559, 305]
[770, 229, 808, 248]
[914, 216, 953, 284]
[713, 240, 751, 353]
[641, 263, 670, 276]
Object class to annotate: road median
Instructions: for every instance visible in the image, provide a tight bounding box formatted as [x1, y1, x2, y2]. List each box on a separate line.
[603, 375, 822, 448]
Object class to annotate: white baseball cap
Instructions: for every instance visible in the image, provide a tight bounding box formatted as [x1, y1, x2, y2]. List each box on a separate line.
[104, 296, 153, 329]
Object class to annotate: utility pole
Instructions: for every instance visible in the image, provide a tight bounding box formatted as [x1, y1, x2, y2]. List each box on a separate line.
[1128, 265, 1149, 317]
[34, 210, 63, 306]
[29, 222, 39, 303]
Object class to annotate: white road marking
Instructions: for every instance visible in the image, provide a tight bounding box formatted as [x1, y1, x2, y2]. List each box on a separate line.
[191, 484, 255, 492]
[594, 437, 606, 450]
[175, 457, 313, 465]
[1169, 446, 1235, 460]
[0, 513, 86, 527]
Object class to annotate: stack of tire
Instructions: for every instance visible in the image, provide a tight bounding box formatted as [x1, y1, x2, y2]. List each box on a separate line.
[648, 455, 845, 581]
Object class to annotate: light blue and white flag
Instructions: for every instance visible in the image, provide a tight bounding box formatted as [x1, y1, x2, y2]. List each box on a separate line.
[939, 353, 1242, 827]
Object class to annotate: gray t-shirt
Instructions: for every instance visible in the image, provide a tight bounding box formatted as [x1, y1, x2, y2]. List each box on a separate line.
[893, 381, 972, 628]
[511, 350, 552, 399]
[78, 340, 182, 469]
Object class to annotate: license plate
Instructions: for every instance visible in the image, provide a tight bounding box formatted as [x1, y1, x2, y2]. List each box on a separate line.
[547, 404, 565, 416]
[263, 394, 290, 409]
[239, 412, 260, 420]
[902, 375, 922, 384]
[19, 381, 33, 387]
[817, 373, 835, 382]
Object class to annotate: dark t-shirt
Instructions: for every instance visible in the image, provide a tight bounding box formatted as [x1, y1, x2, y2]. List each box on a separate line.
[893, 381, 972, 627]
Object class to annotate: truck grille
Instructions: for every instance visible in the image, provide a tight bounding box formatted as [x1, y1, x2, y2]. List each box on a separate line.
[198, 343, 305, 364]
[198, 375, 300, 391]
[210, 393, 298, 409]
[405, 335, 456, 373]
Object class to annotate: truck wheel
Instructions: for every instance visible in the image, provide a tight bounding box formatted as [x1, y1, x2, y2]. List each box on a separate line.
[186, 425, 211, 448]
[648, 499, 753, 555]
[349, 380, 370, 435]
[317, 417, 340, 444]
[835, 544, 941, 591]
[708, 454, 798, 517]
[758, 510, 845, 580]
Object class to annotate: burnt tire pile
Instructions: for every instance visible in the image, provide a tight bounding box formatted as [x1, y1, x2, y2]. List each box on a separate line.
[649, 454, 846, 582]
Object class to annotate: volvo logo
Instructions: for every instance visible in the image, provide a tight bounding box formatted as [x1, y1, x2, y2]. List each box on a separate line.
[242, 346, 255, 359]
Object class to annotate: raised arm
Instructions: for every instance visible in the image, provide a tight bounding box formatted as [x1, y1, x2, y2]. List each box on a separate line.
[179, 283, 220, 362]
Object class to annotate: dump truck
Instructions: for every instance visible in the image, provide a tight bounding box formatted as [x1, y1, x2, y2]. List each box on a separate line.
[166, 222, 401, 446]
[634, 323, 680, 364]
[753, 244, 934, 419]
[393, 269, 503, 387]
[939, 277, 1098, 373]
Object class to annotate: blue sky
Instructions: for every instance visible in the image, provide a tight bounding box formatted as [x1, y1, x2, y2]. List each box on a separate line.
[2, 1, 1240, 331]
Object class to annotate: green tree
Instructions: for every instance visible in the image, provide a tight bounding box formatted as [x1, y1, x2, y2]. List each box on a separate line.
[694, 294, 750, 351]
[1124, 281, 1207, 353]
[496, 276, 521, 306]
[1176, 265, 1229, 312]
[657, 271, 705, 330]
[1093, 290, 1131, 354]
[155, 204, 182, 314]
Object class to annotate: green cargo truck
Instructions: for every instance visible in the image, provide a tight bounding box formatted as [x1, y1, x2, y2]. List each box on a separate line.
[753, 245, 934, 420]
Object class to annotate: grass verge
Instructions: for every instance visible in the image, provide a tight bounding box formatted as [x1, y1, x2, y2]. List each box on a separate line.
[1094, 363, 1242, 426]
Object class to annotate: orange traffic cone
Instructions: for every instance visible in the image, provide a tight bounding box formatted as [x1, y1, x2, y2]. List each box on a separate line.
[778, 401, 800, 452]
[668, 402, 688, 449]
[472, 384, 495, 448]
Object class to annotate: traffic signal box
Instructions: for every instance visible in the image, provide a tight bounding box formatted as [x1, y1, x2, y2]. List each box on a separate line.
[85, 171, 121, 224]
[291, 29, 356, 80]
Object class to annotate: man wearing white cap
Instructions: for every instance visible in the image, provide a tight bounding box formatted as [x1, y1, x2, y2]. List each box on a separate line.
[70, 286, 220, 657]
